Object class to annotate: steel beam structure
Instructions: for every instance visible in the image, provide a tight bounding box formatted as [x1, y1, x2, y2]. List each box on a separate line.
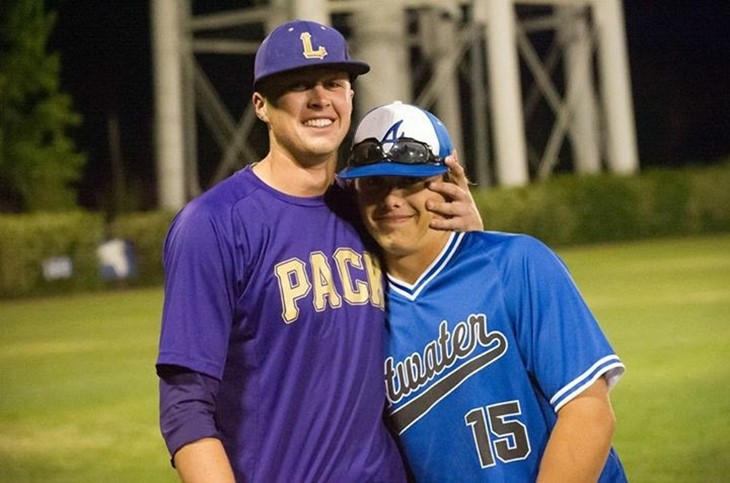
[151, 0, 639, 209]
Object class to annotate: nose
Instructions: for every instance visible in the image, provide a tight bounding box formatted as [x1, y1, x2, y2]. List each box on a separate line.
[379, 183, 407, 208]
[308, 83, 331, 107]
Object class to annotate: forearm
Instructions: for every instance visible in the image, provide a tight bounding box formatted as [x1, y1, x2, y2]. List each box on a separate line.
[158, 365, 234, 481]
[174, 437, 236, 483]
[537, 378, 616, 483]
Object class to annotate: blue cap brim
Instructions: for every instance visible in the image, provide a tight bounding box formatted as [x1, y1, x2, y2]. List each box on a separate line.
[339, 162, 447, 179]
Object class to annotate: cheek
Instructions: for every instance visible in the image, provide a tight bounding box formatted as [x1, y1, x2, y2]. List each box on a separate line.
[358, 203, 374, 224]
[358, 204, 380, 234]
[355, 188, 381, 207]
[413, 189, 443, 207]
[336, 92, 354, 117]
[341, 114, 352, 133]
[271, 94, 303, 120]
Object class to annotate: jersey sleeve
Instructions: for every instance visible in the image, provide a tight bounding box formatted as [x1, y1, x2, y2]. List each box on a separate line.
[158, 366, 221, 460]
[501, 236, 625, 412]
[156, 201, 238, 379]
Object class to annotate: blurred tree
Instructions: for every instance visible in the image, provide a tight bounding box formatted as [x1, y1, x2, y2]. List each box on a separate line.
[0, 0, 86, 212]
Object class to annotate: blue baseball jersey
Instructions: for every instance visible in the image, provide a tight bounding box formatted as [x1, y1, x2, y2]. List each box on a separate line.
[157, 167, 406, 482]
[384, 231, 626, 482]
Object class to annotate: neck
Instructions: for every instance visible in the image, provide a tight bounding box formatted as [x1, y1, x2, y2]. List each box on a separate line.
[384, 231, 452, 285]
[253, 150, 337, 197]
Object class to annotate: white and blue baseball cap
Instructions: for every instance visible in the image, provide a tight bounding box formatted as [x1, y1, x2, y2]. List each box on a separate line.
[339, 102, 452, 179]
[254, 20, 370, 89]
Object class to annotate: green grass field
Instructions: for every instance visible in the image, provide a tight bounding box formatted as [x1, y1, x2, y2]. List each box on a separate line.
[1, 234, 729, 482]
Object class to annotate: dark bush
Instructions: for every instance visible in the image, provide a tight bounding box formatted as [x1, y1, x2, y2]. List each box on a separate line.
[106, 211, 176, 286]
[0, 212, 104, 297]
[475, 161, 730, 246]
[1, 162, 728, 298]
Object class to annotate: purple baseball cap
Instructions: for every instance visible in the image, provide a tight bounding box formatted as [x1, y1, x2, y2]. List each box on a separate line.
[253, 20, 370, 89]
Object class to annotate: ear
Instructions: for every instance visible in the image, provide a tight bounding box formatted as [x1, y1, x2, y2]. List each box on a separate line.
[252, 92, 269, 123]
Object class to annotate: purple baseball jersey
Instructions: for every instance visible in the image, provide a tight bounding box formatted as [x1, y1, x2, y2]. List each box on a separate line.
[157, 166, 406, 482]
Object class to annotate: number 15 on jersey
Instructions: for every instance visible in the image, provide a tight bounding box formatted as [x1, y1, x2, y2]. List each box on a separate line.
[465, 400, 531, 468]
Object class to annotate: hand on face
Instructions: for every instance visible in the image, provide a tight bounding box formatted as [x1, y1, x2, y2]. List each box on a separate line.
[425, 151, 484, 232]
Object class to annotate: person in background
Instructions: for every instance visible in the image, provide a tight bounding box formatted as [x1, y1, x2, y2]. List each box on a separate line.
[341, 101, 628, 482]
[156, 21, 483, 482]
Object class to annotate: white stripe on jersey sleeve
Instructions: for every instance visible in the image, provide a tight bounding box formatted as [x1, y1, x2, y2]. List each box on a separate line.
[551, 355, 626, 411]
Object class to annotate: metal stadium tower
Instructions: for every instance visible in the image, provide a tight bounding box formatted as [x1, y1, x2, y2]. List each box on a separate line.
[152, 0, 638, 210]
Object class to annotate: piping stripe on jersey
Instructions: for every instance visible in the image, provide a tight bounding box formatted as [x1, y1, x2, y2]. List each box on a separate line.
[388, 232, 465, 301]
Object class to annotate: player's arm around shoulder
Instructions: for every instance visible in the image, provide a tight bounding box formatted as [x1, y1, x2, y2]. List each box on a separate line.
[174, 438, 236, 483]
[537, 377, 617, 483]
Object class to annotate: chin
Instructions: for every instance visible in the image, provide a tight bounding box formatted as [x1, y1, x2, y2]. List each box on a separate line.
[375, 236, 407, 256]
[308, 139, 342, 156]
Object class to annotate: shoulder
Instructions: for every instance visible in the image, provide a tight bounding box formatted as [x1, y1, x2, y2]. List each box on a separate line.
[463, 231, 554, 258]
[194, 168, 261, 211]
[174, 169, 260, 225]
[165, 168, 262, 248]
[462, 231, 566, 277]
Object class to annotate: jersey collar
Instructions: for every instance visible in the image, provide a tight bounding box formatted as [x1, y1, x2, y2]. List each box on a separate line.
[388, 232, 465, 301]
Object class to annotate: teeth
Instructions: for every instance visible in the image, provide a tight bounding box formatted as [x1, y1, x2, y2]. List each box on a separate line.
[304, 118, 333, 128]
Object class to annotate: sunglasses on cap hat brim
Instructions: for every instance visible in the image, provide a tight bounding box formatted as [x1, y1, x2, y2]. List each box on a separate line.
[339, 137, 448, 179]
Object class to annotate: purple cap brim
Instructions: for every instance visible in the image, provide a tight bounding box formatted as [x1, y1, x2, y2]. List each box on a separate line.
[338, 162, 447, 179]
[254, 61, 370, 89]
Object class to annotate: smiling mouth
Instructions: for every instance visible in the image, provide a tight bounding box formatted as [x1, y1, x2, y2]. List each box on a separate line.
[303, 118, 334, 128]
[375, 214, 412, 224]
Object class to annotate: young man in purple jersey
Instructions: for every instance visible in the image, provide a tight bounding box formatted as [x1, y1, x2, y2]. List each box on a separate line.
[156, 21, 482, 482]
[340, 101, 628, 482]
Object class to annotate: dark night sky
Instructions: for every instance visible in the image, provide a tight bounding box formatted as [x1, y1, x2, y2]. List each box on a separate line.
[48, 1, 730, 210]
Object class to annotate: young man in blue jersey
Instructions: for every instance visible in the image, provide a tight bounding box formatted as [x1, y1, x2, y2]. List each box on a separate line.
[340, 101, 628, 482]
[156, 22, 483, 482]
